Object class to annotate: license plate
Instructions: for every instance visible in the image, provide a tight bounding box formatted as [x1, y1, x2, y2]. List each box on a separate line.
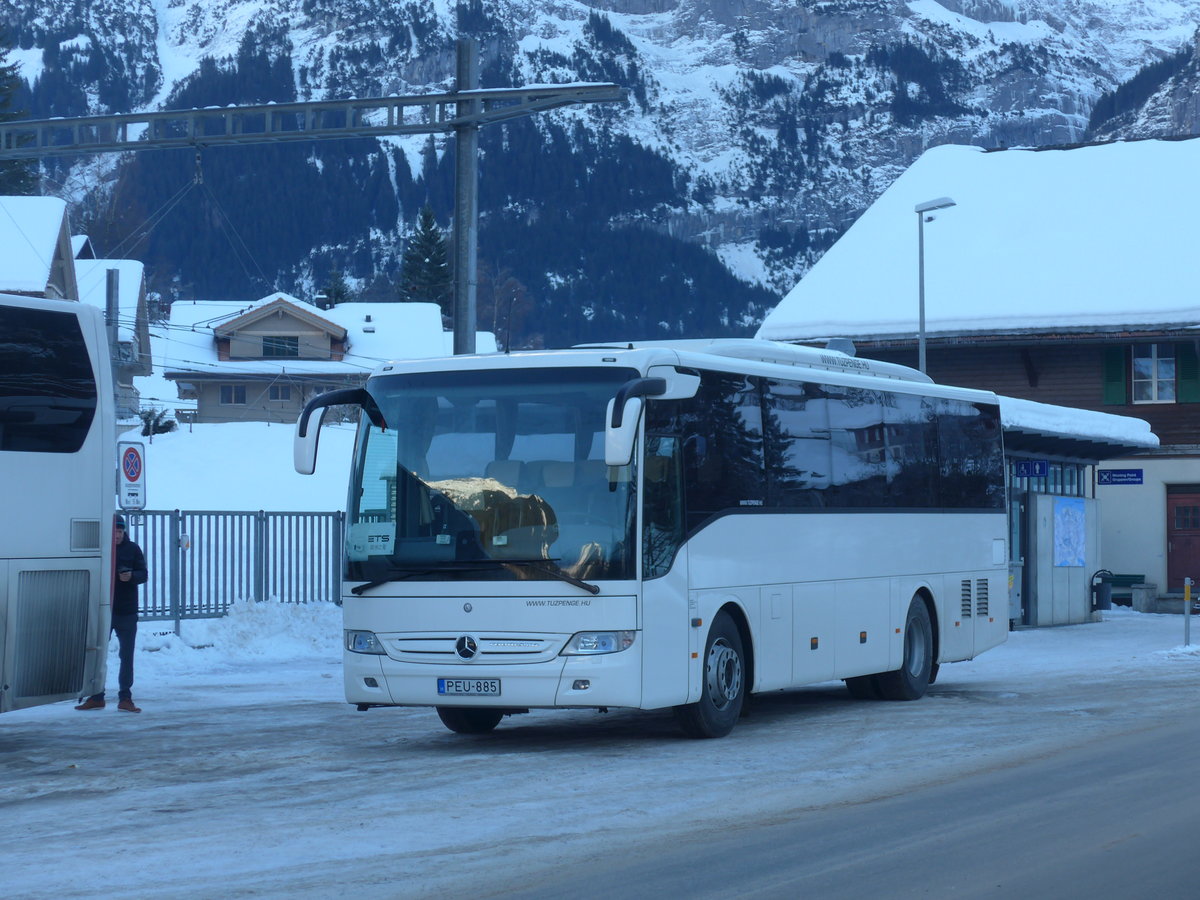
[437, 677, 501, 696]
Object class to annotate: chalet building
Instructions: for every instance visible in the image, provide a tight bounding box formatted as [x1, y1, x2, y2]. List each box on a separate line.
[759, 138, 1196, 623]
[0, 196, 79, 300]
[163, 293, 497, 425]
[1, 197, 152, 420]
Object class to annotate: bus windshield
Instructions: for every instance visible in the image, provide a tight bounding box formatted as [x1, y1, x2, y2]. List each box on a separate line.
[345, 366, 639, 586]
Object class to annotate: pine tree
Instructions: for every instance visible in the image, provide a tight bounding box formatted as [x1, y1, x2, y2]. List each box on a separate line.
[0, 33, 37, 195]
[320, 269, 352, 306]
[398, 204, 451, 320]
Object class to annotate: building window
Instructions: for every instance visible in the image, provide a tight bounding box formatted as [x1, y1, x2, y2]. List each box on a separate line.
[263, 336, 299, 357]
[268, 385, 291, 402]
[1132, 343, 1175, 403]
[220, 385, 247, 405]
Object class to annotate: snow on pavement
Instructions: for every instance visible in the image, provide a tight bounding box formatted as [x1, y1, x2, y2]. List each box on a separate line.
[2, 605, 1198, 899]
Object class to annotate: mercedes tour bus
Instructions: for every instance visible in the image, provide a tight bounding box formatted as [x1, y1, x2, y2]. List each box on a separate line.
[295, 339, 1008, 738]
[1, 292, 114, 714]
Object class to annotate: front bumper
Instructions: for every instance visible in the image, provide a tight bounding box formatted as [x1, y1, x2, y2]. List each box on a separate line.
[344, 640, 644, 709]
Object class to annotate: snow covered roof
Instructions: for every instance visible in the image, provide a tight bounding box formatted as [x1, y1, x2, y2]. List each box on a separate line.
[758, 138, 1200, 343]
[0, 196, 69, 294]
[999, 396, 1158, 460]
[161, 295, 497, 378]
[75, 259, 145, 343]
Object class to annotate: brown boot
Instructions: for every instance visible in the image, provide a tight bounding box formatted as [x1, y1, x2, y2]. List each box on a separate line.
[75, 696, 105, 711]
[117, 698, 141, 713]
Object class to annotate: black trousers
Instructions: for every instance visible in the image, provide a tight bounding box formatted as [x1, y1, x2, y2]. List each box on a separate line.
[88, 613, 138, 702]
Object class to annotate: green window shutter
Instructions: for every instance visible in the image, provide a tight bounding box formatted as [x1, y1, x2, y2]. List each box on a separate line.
[1102, 346, 1127, 405]
[1177, 342, 1200, 403]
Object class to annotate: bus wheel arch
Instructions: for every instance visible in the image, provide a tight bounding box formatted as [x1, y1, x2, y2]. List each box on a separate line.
[674, 605, 750, 739]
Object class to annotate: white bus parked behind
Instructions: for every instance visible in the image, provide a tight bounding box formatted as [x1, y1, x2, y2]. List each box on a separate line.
[0, 293, 114, 713]
[296, 339, 1008, 738]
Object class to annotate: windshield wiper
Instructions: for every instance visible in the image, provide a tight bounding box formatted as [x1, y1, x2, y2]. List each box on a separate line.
[351, 558, 600, 596]
[350, 565, 444, 595]
[494, 558, 601, 595]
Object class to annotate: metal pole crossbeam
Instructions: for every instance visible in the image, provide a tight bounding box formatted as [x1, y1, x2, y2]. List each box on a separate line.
[0, 84, 624, 159]
[0, 43, 623, 354]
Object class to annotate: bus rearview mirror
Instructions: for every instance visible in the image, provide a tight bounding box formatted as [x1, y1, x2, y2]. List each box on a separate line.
[605, 397, 643, 467]
[294, 405, 326, 474]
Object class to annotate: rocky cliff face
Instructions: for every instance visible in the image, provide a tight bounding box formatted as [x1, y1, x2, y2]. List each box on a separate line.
[3, 0, 1198, 344]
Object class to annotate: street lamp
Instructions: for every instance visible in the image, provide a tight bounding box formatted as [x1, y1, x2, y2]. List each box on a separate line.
[914, 196, 956, 374]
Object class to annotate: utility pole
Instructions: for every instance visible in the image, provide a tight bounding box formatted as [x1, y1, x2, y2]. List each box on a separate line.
[453, 39, 480, 355]
[0, 42, 623, 353]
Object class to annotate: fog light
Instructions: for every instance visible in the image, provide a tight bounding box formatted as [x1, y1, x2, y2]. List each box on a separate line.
[572, 679, 591, 691]
[364, 677, 379, 688]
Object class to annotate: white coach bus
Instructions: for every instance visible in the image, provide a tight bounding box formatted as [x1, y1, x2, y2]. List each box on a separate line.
[296, 339, 1008, 738]
[0, 293, 114, 713]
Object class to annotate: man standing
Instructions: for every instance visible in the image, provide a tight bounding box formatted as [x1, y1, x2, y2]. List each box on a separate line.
[75, 515, 147, 713]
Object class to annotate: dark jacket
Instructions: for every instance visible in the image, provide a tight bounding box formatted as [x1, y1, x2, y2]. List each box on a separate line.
[113, 537, 148, 617]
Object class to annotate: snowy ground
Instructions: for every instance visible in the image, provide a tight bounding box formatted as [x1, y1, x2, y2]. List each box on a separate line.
[3, 606, 1198, 899]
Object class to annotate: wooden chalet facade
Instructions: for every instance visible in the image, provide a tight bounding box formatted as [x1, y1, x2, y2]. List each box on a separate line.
[169, 296, 360, 425]
[858, 330, 1200, 450]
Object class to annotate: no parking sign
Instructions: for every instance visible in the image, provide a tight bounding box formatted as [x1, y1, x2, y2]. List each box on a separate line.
[118, 441, 146, 510]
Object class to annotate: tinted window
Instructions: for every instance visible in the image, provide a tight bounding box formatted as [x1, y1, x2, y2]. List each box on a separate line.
[825, 385, 888, 508]
[763, 379, 831, 508]
[934, 398, 1005, 509]
[648, 371, 765, 532]
[884, 393, 939, 507]
[0, 306, 97, 453]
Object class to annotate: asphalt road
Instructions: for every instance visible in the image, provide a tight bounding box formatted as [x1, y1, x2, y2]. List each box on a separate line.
[490, 713, 1200, 899]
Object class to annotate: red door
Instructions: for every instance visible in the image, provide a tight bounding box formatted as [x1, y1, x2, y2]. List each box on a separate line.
[1166, 494, 1200, 592]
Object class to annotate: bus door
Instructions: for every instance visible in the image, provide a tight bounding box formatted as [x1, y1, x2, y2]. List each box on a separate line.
[641, 434, 692, 707]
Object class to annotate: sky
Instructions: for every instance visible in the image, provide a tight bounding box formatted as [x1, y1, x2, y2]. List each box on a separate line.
[2, 602, 1197, 898]
[758, 137, 1200, 342]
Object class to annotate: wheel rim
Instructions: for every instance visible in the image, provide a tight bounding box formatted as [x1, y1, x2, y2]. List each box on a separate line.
[904, 618, 928, 678]
[705, 638, 743, 710]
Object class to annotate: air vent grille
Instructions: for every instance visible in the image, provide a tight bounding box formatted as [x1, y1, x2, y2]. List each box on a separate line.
[976, 578, 990, 616]
[15, 570, 90, 700]
[71, 518, 101, 552]
[960, 579, 973, 618]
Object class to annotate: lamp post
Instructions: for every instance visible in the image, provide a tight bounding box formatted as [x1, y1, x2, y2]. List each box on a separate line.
[914, 196, 956, 374]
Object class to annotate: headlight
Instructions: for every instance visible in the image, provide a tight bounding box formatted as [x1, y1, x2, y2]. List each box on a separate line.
[560, 630, 636, 655]
[346, 630, 386, 654]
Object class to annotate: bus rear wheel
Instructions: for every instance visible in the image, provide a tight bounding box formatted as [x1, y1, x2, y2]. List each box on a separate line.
[674, 611, 746, 739]
[436, 706, 504, 734]
[875, 598, 934, 701]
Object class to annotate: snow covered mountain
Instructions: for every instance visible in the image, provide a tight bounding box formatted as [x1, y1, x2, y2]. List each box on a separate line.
[4, 1, 1198, 346]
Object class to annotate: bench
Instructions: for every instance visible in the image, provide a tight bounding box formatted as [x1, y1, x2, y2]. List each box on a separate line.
[1097, 573, 1146, 607]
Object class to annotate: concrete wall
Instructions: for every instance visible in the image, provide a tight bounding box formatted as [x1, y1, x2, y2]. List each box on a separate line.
[1097, 455, 1200, 593]
[1028, 493, 1102, 625]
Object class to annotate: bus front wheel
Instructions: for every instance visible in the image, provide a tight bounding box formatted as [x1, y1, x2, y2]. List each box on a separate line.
[674, 611, 746, 739]
[436, 706, 504, 734]
[875, 598, 934, 701]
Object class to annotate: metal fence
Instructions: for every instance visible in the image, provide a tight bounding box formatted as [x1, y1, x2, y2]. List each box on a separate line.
[122, 510, 344, 623]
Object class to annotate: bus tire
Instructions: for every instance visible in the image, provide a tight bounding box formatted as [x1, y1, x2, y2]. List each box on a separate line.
[875, 598, 933, 701]
[844, 674, 880, 699]
[436, 706, 504, 734]
[674, 611, 746, 739]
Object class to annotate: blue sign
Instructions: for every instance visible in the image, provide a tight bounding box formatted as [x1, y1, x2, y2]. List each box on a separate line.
[1014, 460, 1049, 478]
[1098, 469, 1144, 485]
